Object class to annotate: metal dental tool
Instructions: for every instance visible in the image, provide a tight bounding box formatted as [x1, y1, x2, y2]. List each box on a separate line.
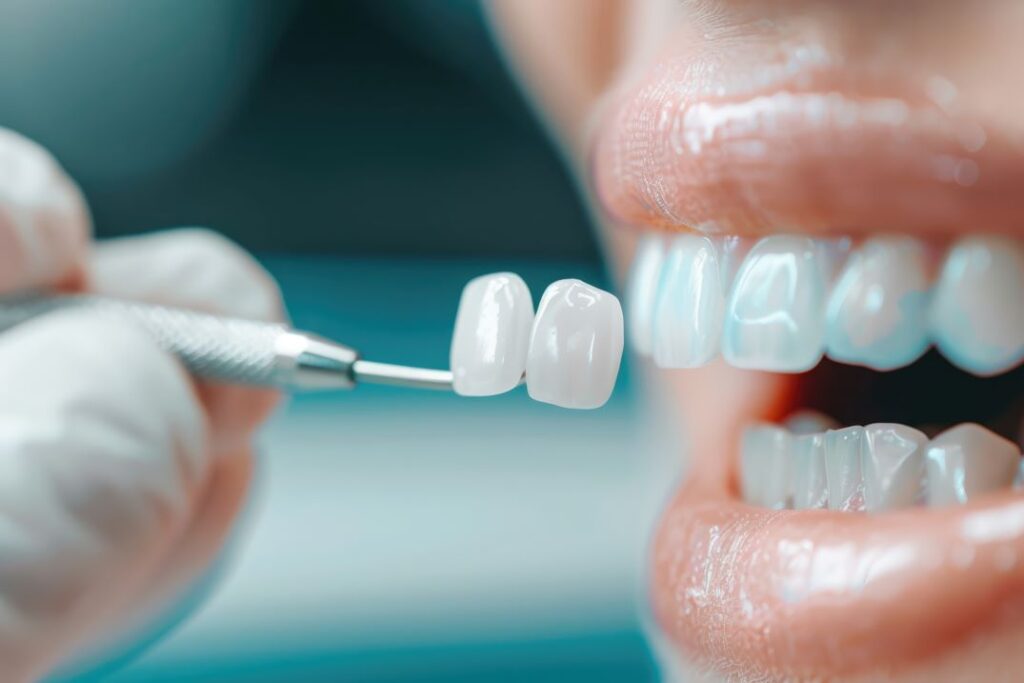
[0, 293, 454, 391]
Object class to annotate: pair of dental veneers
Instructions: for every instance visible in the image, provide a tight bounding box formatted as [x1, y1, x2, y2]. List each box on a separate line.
[450, 274, 623, 409]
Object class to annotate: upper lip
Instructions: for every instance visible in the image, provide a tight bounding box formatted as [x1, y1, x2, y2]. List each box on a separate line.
[591, 49, 1024, 238]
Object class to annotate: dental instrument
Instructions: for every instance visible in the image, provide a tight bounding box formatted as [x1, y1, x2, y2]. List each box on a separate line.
[0, 293, 454, 391]
[0, 276, 625, 409]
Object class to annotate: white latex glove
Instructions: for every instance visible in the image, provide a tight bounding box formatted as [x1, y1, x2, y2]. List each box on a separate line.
[0, 128, 282, 681]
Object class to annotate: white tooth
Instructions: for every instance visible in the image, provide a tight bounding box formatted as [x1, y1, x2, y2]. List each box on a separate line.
[931, 236, 1024, 376]
[785, 410, 839, 435]
[860, 423, 928, 512]
[926, 423, 1020, 506]
[740, 424, 792, 509]
[722, 236, 827, 372]
[652, 236, 724, 368]
[825, 237, 931, 370]
[625, 235, 665, 356]
[526, 279, 624, 409]
[792, 433, 829, 509]
[824, 426, 866, 511]
[450, 273, 533, 396]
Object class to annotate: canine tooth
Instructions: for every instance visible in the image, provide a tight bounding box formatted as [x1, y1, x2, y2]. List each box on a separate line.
[740, 424, 792, 509]
[652, 236, 724, 368]
[824, 426, 866, 511]
[526, 279, 624, 409]
[626, 235, 665, 356]
[792, 433, 829, 509]
[931, 237, 1024, 376]
[860, 423, 928, 512]
[451, 273, 534, 396]
[825, 237, 930, 370]
[926, 423, 1020, 506]
[722, 236, 827, 372]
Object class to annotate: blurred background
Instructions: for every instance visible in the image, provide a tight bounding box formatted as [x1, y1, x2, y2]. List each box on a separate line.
[0, 1, 676, 680]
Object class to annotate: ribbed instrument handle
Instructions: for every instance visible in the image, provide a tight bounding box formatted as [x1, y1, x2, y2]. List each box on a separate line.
[0, 294, 288, 385]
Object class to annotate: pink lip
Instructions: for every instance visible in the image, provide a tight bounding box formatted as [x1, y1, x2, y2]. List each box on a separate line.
[592, 54, 1024, 238]
[653, 478, 1024, 680]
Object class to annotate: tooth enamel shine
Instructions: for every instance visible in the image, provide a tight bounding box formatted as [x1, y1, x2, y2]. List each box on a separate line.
[860, 423, 928, 512]
[931, 236, 1024, 376]
[741, 424, 792, 509]
[652, 235, 724, 368]
[626, 235, 665, 356]
[926, 423, 1021, 506]
[825, 237, 930, 370]
[450, 273, 533, 396]
[792, 433, 828, 509]
[526, 279, 624, 409]
[722, 236, 827, 372]
[824, 426, 866, 512]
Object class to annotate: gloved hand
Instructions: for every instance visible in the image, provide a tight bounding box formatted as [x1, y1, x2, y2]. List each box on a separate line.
[0, 128, 282, 681]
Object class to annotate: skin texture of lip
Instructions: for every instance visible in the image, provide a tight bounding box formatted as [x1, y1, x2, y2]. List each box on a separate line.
[487, 1, 1024, 679]
[590, 12, 1024, 238]
[654, 487, 1024, 681]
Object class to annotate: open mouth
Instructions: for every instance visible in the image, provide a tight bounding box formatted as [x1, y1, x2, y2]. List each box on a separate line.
[623, 232, 1024, 681]
[588, 15, 1024, 681]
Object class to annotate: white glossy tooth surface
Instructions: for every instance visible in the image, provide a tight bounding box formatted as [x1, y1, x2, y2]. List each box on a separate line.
[740, 425, 792, 509]
[931, 237, 1024, 376]
[825, 237, 930, 370]
[824, 426, 865, 511]
[926, 423, 1020, 506]
[450, 273, 533, 396]
[860, 423, 928, 512]
[625, 235, 665, 356]
[526, 279, 623, 409]
[792, 433, 828, 509]
[722, 236, 827, 372]
[652, 236, 724, 368]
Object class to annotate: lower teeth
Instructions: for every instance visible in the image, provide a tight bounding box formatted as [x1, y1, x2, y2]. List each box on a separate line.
[740, 419, 1022, 512]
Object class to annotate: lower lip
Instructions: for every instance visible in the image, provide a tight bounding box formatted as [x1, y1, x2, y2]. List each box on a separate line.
[650, 406, 1024, 679]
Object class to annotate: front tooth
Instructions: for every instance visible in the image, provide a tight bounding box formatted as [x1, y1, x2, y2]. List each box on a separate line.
[926, 423, 1020, 506]
[526, 279, 624, 409]
[740, 424, 792, 509]
[722, 236, 827, 372]
[860, 423, 928, 512]
[792, 433, 829, 509]
[625, 235, 665, 356]
[824, 426, 866, 511]
[825, 237, 931, 370]
[450, 273, 534, 396]
[931, 237, 1024, 376]
[652, 236, 724, 368]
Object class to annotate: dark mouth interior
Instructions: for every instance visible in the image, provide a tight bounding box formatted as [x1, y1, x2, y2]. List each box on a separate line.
[792, 351, 1024, 442]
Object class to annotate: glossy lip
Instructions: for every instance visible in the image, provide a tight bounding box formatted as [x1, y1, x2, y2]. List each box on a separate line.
[653, 480, 1024, 680]
[588, 25, 1024, 678]
[592, 54, 1024, 238]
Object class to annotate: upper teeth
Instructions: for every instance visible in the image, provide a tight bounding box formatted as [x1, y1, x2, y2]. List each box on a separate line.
[741, 420, 1021, 511]
[627, 233, 1024, 375]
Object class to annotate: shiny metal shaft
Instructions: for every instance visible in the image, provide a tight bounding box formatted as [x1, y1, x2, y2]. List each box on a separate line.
[0, 293, 454, 392]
